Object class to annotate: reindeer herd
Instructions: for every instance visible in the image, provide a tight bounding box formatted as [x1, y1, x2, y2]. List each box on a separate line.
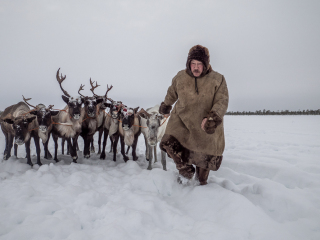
[0, 69, 168, 170]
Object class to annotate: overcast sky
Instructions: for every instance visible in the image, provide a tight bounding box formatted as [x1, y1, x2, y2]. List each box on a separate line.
[0, 0, 319, 112]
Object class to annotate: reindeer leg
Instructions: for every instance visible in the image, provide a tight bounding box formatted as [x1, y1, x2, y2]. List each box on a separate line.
[61, 138, 66, 155]
[147, 145, 153, 170]
[43, 135, 52, 159]
[90, 137, 95, 153]
[25, 138, 33, 167]
[52, 134, 59, 162]
[14, 144, 18, 158]
[4, 134, 13, 160]
[161, 149, 167, 171]
[98, 128, 103, 154]
[120, 135, 129, 162]
[83, 135, 91, 159]
[44, 133, 52, 159]
[131, 135, 139, 161]
[113, 134, 120, 162]
[100, 128, 109, 160]
[68, 138, 77, 163]
[144, 136, 149, 161]
[126, 146, 130, 155]
[154, 145, 157, 163]
[33, 134, 42, 166]
[109, 136, 114, 153]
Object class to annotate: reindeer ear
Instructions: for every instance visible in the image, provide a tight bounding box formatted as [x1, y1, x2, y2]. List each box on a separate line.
[3, 118, 14, 124]
[29, 110, 38, 116]
[51, 111, 60, 116]
[96, 98, 104, 104]
[26, 116, 36, 123]
[103, 103, 111, 108]
[133, 107, 139, 114]
[139, 112, 148, 119]
[62, 95, 69, 104]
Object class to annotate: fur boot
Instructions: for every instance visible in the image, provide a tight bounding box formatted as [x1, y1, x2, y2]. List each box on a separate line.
[195, 166, 210, 185]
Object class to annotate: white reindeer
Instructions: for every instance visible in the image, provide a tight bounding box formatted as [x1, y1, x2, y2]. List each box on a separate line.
[138, 105, 168, 170]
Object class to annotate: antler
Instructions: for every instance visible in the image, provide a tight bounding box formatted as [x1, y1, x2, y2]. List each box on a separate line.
[56, 68, 70, 97]
[89, 78, 100, 97]
[78, 84, 85, 97]
[22, 95, 37, 109]
[104, 84, 113, 100]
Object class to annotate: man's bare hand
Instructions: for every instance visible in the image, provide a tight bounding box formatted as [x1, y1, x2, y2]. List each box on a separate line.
[201, 118, 207, 131]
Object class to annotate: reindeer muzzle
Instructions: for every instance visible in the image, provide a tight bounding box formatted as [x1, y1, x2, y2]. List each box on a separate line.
[123, 124, 130, 131]
[15, 139, 24, 145]
[39, 126, 47, 132]
[73, 114, 80, 120]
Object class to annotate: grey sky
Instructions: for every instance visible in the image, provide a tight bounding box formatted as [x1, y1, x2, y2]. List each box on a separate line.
[0, 0, 319, 112]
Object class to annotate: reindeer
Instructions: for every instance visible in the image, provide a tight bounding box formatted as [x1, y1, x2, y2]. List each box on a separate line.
[22, 96, 60, 159]
[138, 106, 168, 170]
[76, 80, 112, 158]
[99, 100, 123, 160]
[51, 68, 84, 163]
[1, 102, 41, 166]
[87, 80, 113, 155]
[112, 106, 141, 162]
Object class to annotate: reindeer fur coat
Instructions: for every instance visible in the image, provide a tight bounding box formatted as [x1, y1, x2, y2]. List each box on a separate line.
[162, 68, 229, 157]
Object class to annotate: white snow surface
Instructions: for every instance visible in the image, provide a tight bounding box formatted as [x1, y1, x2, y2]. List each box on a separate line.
[0, 116, 319, 240]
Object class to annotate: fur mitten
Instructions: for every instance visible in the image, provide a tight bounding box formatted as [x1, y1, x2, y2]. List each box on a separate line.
[159, 102, 172, 115]
[204, 111, 222, 134]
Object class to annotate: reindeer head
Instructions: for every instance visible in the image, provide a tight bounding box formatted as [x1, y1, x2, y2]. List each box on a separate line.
[22, 96, 59, 133]
[30, 106, 59, 133]
[3, 116, 36, 145]
[138, 109, 164, 146]
[56, 68, 84, 120]
[121, 106, 139, 131]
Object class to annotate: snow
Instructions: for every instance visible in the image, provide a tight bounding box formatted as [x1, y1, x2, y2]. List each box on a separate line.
[0, 116, 319, 240]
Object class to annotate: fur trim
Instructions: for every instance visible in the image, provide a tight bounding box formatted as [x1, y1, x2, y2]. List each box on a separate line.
[186, 45, 212, 78]
[204, 111, 222, 134]
[159, 102, 172, 115]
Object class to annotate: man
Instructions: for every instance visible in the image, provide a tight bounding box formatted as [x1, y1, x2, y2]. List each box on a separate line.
[159, 45, 229, 185]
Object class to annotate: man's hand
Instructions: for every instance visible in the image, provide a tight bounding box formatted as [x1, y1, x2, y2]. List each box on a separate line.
[201, 118, 207, 131]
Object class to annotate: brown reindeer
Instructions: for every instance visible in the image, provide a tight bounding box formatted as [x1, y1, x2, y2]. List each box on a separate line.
[22, 96, 61, 159]
[1, 102, 41, 166]
[99, 100, 122, 160]
[75, 79, 111, 158]
[87, 80, 114, 155]
[112, 106, 141, 162]
[51, 68, 84, 163]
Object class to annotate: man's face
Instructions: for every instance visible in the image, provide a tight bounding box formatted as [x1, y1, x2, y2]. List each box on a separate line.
[190, 59, 204, 77]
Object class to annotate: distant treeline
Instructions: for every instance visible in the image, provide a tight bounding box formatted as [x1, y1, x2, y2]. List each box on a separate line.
[226, 109, 320, 115]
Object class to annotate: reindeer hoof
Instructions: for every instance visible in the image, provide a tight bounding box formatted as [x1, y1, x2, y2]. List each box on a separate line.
[90, 148, 95, 153]
[27, 162, 33, 167]
[133, 156, 138, 161]
[100, 153, 106, 160]
[54, 159, 59, 163]
[147, 167, 152, 170]
[3, 155, 10, 160]
[84, 154, 90, 159]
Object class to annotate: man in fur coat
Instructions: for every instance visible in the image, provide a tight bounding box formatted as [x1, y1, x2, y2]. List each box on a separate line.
[159, 45, 229, 185]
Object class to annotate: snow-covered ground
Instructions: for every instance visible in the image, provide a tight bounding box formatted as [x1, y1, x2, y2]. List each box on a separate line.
[0, 116, 319, 240]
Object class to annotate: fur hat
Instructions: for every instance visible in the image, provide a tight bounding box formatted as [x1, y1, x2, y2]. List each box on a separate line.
[186, 45, 212, 77]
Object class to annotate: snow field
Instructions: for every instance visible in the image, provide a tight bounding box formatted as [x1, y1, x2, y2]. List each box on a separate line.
[0, 116, 319, 240]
